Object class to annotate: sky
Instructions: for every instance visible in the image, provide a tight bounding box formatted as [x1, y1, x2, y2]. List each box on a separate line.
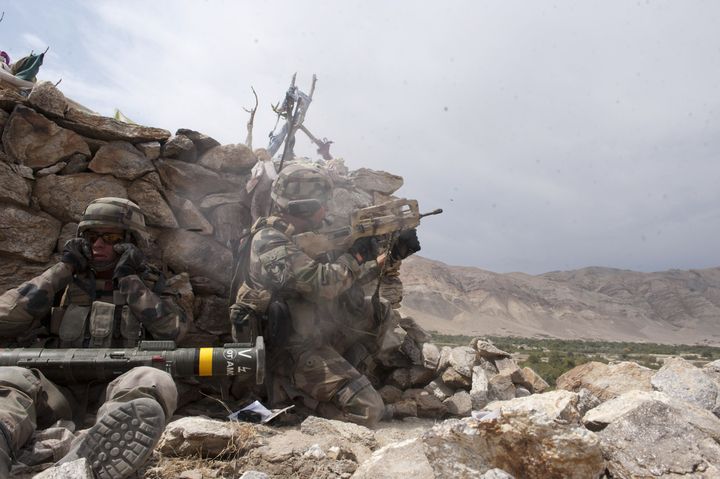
[2, 1, 720, 274]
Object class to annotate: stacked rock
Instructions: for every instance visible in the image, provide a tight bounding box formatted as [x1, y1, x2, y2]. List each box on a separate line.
[0, 81, 408, 347]
[378, 329, 549, 419]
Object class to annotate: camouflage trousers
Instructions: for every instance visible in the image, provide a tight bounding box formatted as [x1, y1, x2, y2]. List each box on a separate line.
[0, 366, 177, 458]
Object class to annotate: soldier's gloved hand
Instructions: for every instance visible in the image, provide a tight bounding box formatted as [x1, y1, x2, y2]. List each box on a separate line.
[391, 228, 421, 260]
[348, 236, 380, 264]
[112, 243, 146, 281]
[62, 238, 92, 273]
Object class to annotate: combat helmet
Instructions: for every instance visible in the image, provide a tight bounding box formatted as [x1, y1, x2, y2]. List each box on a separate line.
[77, 197, 147, 244]
[270, 163, 333, 216]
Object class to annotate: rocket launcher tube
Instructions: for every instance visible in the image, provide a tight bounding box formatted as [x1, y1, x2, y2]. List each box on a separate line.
[0, 336, 265, 385]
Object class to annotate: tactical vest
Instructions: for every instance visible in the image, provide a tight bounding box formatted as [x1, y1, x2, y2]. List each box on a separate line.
[50, 279, 143, 348]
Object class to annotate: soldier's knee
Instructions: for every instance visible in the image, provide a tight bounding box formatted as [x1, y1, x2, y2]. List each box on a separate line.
[335, 375, 384, 428]
[0, 367, 42, 399]
[106, 367, 177, 417]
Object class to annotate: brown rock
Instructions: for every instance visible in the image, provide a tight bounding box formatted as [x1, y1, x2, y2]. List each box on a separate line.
[442, 367, 471, 389]
[408, 365, 435, 387]
[0, 257, 56, 294]
[27, 81, 67, 117]
[209, 203, 251, 247]
[402, 388, 448, 418]
[350, 168, 403, 194]
[471, 338, 511, 359]
[79, 135, 107, 154]
[58, 107, 171, 142]
[59, 154, 89, 174]
[0, 205, 61, 262]
[425, 378, 455, 401]
[519, 367, 549, 394]
[2, 105, 90, 168]
[495, 357, 520, 376]
[89, 141, 155, 180]
[176, 128, 220, 155]
[55, 223, 79, 252]
[162, 134, 197, 162]
[488, 373, 516, 401]
[128, 177, 178, 228]
[0, 108, 9, 132]
[556, 361, 654, 402]
[193, 295, 231, 336]
[136, 141, 161, 161]
[0, 89, 27, 112]
[156, 159, 236, 201]
[379, 385, 403, 404]
[389, 399, 418, 419]
[199, 192, 247, 211]
[34, 173, 127, 223]
[398, 316, 432, 343]
[400, 335, 423, 365]
[157, 229, 232, 285]
[0, 161, 31, 206]
[444, 391, 472, 417]
[165, 190, 213, 235]
[199, 143, 257, 173]
[388, 368, 412, 390]
[36, 161, 67, 177]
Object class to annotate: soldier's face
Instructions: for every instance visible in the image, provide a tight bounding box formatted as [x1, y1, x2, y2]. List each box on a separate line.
[85, 227, 124, 263]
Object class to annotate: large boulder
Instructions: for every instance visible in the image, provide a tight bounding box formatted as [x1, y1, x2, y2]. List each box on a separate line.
[0, 89, 27, 112]
[484, 390, 583, 424]
[470, 365, 490, 409]
[176, 128, 221, 155]
[471, 338, 511, 359]
[651, 357, 720, 414]
[350, 168, 403, 194]
[127, 176, 178, 228]
[556, 361, 654, 401]
[58, 107, 171, 142]
[27, 81, 68, 117]
[88, 141, 155, 180]
[208, 202, 251, 247]
[0, 161, 31, 206]
[0, 205, 61, 262]
[157, 229, 232, 285]
[448, 346, 477, 377]
[583, 390, 720, 438]
[199, 143, 257, 173]
[164, 190, 214, 235]
[33, 458, 93, 479]
[155, 159, 236, 201]
[2, 105, 90, 168]
[421, 406, 605, 478]
[599, 400, 720, 478]
[162, 134, 196, 162]
[34, 173, 127, 223]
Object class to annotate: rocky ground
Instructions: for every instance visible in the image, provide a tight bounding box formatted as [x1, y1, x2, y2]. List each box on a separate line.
[19, 337, 720, 478]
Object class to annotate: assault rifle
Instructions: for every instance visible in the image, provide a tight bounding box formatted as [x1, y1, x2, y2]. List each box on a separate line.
[0, 337, 265, 385]
[293, 198, 442, 259]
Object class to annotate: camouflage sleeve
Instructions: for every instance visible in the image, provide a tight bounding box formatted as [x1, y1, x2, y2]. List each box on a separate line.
[0, 262, 74, 338]
[117, 274, 187, 342]
[251, 228, 372, 302]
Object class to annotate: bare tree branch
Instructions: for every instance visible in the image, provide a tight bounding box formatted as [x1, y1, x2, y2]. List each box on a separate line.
[242, 86, 259, 149]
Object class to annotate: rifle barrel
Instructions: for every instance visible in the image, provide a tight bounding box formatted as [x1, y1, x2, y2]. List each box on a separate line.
[419, 208, 443, 218]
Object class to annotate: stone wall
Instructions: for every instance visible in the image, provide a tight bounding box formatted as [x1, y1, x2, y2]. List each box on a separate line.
[0, 81, 405, 346]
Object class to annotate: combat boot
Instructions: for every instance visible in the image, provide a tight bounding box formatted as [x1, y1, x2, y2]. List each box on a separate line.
[60, 397, 165, 479]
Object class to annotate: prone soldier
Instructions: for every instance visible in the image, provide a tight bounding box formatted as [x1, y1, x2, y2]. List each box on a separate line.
[230, 163, 421, 427]
[0, 197, 187, 479]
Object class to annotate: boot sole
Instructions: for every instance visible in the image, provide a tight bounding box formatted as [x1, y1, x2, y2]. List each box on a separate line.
[77, 398, 165, 479]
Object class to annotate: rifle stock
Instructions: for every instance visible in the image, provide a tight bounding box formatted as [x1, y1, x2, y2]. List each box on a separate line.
[0, 337, 265, 385]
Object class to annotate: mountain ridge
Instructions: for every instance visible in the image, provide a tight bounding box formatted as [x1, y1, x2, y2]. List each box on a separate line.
[399, 255, 720, 346]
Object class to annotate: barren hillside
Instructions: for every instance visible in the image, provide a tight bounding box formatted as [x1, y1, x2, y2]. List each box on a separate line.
[400, 256, 720, 345]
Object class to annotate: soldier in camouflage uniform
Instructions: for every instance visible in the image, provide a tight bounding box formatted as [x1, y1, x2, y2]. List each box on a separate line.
[0, 198, 186, 479]
[230, 163, 420, 427]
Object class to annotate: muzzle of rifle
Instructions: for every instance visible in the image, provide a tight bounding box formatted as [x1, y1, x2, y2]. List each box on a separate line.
[0, 336, 266, 385]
